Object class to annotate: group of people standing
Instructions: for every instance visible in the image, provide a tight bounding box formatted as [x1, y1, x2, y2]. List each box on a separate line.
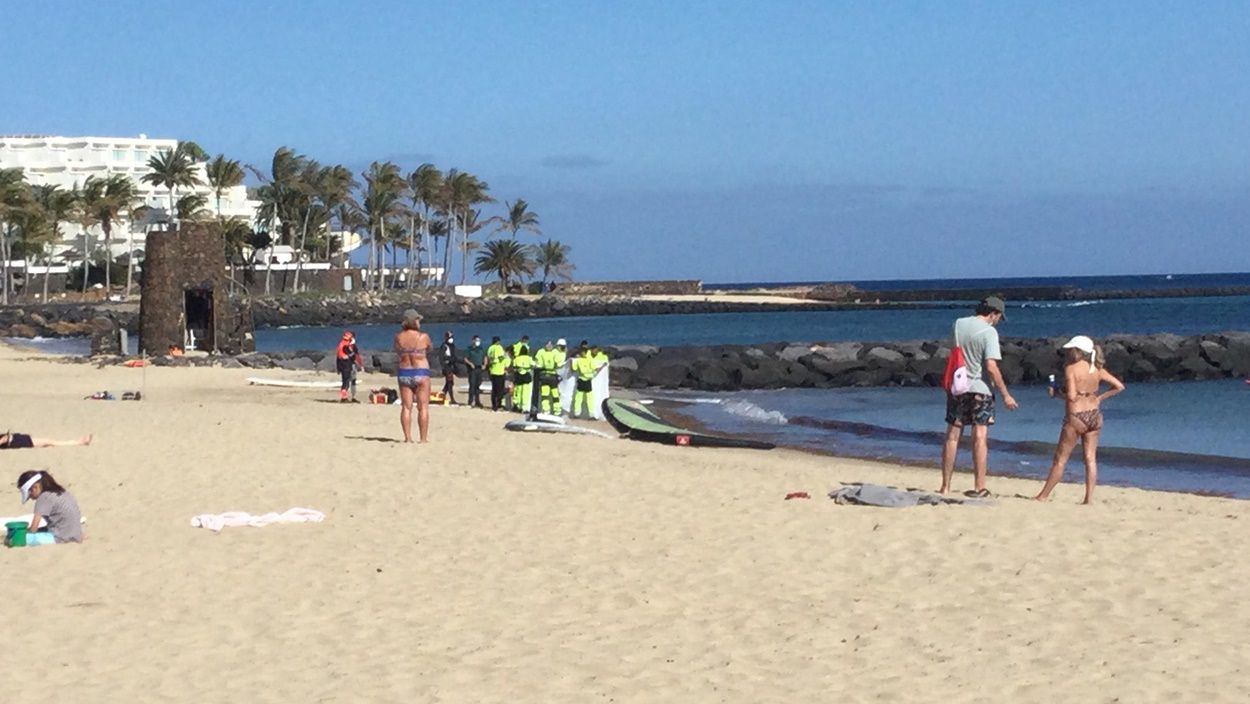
[472, 336, 608, 417]
[379, 310, 609, 444]
[940, 296, 1125, 504]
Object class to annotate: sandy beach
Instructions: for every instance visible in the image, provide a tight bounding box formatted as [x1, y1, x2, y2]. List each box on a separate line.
[2, 343, 1249, 703]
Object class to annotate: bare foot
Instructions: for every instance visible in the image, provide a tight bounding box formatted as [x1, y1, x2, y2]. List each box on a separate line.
[1033, 494, 1050, 501]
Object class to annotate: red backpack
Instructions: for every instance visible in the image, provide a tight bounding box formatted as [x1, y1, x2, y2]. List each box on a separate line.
[942, 344, 971, 395]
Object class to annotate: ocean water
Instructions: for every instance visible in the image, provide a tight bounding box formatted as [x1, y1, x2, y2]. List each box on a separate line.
[660, 381, 1250, 498]
[256, 295, 1250, 352]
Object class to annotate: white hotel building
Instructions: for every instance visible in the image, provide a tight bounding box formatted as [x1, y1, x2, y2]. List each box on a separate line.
[0, 134, 259, 261]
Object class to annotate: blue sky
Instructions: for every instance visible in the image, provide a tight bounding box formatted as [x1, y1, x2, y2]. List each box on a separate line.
[2, 1, 1248, 282]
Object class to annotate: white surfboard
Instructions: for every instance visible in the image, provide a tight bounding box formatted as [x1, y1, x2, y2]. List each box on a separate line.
[246, 377, 340, 389]
[503, 420, 616, 439]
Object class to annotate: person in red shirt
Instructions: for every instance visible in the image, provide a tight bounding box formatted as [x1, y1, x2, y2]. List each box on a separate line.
[335, 331, 364, 403]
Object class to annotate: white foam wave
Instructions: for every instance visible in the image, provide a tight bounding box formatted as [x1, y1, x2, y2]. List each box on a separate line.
[1020, 299, 1105, 309]
[721, 399, 788, 425]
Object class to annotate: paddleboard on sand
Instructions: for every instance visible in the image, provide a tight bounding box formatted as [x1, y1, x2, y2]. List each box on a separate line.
[602, 397, 776, 450]
[504, 419, 616, 439]
[247, 377, 340, 389]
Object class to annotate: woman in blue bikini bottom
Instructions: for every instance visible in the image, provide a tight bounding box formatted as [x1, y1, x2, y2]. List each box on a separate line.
[397, 367, 431, 386]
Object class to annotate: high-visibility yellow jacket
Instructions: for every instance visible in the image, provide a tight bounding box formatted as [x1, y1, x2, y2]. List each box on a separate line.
[487, 343, 510, 376]
[572, 354, 597, 381]
[512, 353, 534, 380]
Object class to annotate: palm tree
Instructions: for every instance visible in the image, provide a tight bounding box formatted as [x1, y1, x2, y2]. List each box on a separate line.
[407, 164, 443, 287]
[294, 163, 354, 290]
[10, 195, 55, 301]
[535, 239, 574, 287]
[288, 159, 323, 289]
[474, 239, 535, 290]
[440, 170, 493, 286]
[335, 203, 365, 264]
[0, 168, 33, 304]
[489, 199, 542, 239]
[248, 147, 307, 248]
[142, 143, 202, 228]
[126, 205, 151, 298]
[215, 216, 253, 293]
[81, 174, 141, 292]
[249, 147, 309, 293]
[30, 184, 79, 299]
[359, 161, 407, 291]
[176, 192, 212, 222]
[204, 155, 245, 217]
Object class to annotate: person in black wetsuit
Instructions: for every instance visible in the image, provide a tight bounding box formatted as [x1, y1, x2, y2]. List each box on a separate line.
[439, 330, 459, 405]
[335, 331, 364, 403]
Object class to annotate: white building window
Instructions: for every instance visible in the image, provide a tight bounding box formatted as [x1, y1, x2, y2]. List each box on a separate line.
[134, 150, 145, 161]
[112, 149, 126, 160]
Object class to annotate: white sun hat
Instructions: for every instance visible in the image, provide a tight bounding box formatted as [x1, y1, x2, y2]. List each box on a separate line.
[1062, 335, 1097, 373]
[19, 472, 42, 503]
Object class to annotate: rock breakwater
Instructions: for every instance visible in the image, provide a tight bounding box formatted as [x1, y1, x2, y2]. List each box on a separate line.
[76, 331, 1250, 391]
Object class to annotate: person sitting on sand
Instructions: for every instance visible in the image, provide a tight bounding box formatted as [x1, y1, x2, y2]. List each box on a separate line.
[0, 432, 92, 450]
[394, 309, 433, 444]
[8, 470, 82, 546]
[1035, 336, 1126, 504]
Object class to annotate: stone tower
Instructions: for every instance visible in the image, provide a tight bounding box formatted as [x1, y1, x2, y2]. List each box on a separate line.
[139, 225, 255, 355]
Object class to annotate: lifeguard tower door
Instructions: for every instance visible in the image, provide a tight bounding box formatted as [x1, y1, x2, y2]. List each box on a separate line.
[184, 287, 215, 351]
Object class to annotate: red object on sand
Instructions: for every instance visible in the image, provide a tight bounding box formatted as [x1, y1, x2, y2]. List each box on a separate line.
[784, 492, 811, 500]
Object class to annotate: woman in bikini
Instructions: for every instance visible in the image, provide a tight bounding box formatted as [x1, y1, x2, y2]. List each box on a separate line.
[394, 309, 433, 443]
[1035, 335, 1125, 504]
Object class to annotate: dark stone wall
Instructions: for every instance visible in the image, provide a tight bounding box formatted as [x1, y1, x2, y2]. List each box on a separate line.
[96, 331, 1250, 391]
[243, 267, 363, 295]
[611, 332, 1250, 390]
[138, 226, 255, 355]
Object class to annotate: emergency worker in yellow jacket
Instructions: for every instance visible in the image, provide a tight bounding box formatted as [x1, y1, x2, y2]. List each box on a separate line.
[571, 341, 598, 419]
[511, 345, 534, 413]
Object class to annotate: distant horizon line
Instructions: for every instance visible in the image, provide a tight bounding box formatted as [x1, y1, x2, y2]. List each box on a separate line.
[702, 271, 1250, 286]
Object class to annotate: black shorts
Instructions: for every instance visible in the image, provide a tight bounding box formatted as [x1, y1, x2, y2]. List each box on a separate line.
[945, 393, 995, 427]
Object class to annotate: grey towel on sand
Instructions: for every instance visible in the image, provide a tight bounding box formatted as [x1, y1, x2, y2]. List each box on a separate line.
[828, 483, 992, 507]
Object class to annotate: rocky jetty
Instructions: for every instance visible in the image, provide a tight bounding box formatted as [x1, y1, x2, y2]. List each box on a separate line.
[247, 292, 856, 328]
[0, 303, 134, 339]
[610, 332, 1250, 390]
[79, 331, 1250, 391]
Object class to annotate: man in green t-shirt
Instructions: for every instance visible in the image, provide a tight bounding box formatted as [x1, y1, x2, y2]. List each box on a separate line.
[940, 295, 1019, 498]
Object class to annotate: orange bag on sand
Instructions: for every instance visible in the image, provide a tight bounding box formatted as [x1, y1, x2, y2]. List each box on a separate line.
[123, 359, 147, 368]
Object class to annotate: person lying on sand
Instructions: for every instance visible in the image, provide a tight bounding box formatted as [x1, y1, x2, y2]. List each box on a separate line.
[0, 432, 93, 450]
[7, 470, 83, 546]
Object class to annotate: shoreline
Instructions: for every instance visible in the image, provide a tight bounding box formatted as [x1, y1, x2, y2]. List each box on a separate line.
[654, 398, 1244, 500]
